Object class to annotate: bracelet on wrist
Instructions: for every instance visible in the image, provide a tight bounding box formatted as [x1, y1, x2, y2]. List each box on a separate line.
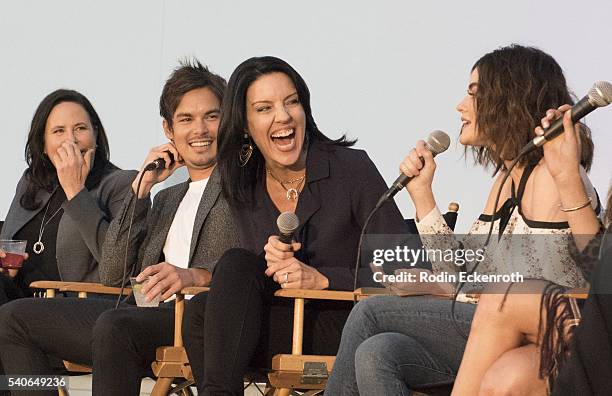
[559, 197, 592, 212]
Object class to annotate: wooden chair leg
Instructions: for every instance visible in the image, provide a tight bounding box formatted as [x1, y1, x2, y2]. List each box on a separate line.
[177, 385, 194, 396]
[151, 377, 174, 396]
[58, 386, 69, 396]
[292, 298, 304, 354]
[170, 380, 195, 396]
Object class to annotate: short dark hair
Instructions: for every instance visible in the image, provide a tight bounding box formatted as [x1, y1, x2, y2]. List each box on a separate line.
[21, 89, 114, 210]
[159, 58, 227, 129]
[469, 44, 594, 172]
[216, 56, 356, 205]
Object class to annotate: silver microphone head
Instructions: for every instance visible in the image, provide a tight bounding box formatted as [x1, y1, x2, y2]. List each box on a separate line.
[589, 81, 612, 107]
[425, 130, 451, 156]
[277, 212, 299, 235]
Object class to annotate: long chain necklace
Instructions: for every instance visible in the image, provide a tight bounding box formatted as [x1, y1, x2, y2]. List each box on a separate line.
[33, 189, 64, 255]
[266, 168, 306, 201]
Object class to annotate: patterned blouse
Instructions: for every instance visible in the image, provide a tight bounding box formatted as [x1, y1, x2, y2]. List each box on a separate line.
[415, 165, 600, 290]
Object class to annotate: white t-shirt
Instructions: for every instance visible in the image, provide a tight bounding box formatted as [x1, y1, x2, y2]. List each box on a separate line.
[162, 177, 209, 269]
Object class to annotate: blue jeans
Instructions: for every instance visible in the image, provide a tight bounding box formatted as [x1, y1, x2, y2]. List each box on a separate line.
[325, 295, 476, 396]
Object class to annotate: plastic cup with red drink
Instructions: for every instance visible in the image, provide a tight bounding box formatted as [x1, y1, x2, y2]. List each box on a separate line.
[0, 240, 28, 269]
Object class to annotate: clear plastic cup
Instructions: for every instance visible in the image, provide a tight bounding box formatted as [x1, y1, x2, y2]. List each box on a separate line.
[130, 276, 161, 307]
[0, 240, 27, 269]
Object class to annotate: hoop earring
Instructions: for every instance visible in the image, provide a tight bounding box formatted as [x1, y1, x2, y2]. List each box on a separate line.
[239, 133, 254, 167]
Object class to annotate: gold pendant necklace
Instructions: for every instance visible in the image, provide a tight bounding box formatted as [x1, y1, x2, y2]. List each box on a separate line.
[266, 168, 306, 201]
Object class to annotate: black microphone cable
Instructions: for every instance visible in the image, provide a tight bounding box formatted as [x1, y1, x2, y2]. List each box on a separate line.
[355, 131, 451, 302]
[113, 151, 177, 308]
[353, 204, 384, 304]
[114, 171, 147, 309]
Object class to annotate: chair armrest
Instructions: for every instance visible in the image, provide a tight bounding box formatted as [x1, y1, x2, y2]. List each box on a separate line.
[354, 287, 455, 300]
[60, 282, 131, 296]
[274, 289, 355, 301]
[564, 287, 589, 300]
[355, 287, 393, 297]
[30, 281, 131, 296]
[29, 281, 73, 298]
[178, 286, 210, 296]
[29, 281, 71, 290]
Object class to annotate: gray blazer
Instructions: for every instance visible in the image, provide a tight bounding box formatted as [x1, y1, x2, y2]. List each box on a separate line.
[100, 167, 240, 287]
[1, 167, 137, 282]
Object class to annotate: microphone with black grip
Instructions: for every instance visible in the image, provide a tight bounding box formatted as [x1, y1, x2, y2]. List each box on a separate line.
[520, 81, 612, 156]
[375, 130, 451, 209]
[143, 151, 175, 172]
[277, 212, 299, 244]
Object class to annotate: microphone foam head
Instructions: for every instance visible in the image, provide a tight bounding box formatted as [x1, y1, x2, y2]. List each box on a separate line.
[589, 81, 612, 107]
[277, 212, 299, 235]
[425, 130, 451, 155]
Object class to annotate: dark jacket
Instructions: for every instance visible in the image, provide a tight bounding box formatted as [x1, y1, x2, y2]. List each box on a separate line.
[1, 166, 136, 282]
[100, 167, 240, 287]
[233, 140, 410, 291]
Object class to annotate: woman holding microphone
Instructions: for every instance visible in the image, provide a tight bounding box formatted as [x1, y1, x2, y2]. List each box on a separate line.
[326, 44, 599, 395]
[180, 56, 411, 395]
[452, 106, 610, 395]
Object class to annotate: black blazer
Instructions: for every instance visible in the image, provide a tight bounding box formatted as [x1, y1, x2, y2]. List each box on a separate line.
[233, 139, 411, 291]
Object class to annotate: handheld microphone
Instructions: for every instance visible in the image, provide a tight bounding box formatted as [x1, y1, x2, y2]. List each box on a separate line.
[143, 151, 175, 172]
[520, 81, 612, 156]
[277, 212, 299, 244]
[375, 130, 451, 208]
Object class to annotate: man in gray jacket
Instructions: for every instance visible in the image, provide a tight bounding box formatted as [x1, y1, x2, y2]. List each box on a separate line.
[0, 59, 239, 396]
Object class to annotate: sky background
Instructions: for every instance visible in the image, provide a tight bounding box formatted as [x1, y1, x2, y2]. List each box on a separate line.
[1, 0, 610, 232]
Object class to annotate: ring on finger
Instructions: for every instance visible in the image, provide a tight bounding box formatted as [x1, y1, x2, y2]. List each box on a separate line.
[284, 272, 290, 284]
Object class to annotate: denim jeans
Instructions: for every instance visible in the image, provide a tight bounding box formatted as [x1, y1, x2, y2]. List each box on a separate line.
[325, 295, 476, 396]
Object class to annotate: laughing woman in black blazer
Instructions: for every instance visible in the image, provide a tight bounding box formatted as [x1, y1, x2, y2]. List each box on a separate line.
[181, 56, 411, 395]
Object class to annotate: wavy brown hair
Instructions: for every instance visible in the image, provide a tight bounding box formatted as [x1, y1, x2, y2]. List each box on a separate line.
[468, 44, 594, 173]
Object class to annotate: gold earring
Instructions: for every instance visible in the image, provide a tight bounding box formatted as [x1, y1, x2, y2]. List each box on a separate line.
[239, 133, 253, 167]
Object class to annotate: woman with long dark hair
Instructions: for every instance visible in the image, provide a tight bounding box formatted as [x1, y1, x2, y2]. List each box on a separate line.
[0, 89, 135, 304]
[325, 44, 599, 395]
[452, 107, 610, 395]
[180, 56, 410, 395]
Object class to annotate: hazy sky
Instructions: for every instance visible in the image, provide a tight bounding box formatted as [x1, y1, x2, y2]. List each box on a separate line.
[1, 0, 610, 231]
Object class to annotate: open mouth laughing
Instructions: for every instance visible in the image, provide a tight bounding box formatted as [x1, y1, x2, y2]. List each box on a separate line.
[270, 128, 296, 151]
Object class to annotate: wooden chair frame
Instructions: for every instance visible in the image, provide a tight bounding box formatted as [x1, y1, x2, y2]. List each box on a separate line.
[150, 286, 208, 396]
[36, 203, 593, 396]
[28, 275, 588, 396]
[29, 281, 131, 394]
[29, 281, 208, 396]
[268, 289, 354, 396]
